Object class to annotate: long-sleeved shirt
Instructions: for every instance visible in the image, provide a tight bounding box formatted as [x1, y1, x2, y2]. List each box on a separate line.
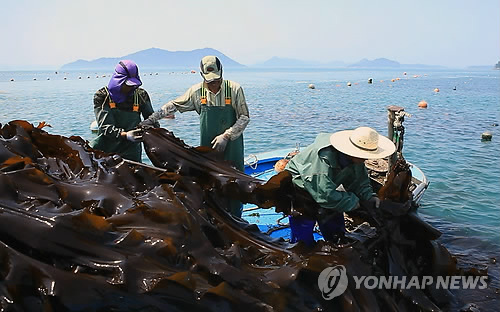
[149, 80, 249, 140]
[285, 133, 374, 213]
[93, 87, 157, 139]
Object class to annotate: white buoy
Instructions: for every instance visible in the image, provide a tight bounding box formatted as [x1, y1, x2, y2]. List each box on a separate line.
[308, 84, 315, 89]
[90, 120, 98, 133]
[481, 131, 492, 141]
[347, 82, 352, 87]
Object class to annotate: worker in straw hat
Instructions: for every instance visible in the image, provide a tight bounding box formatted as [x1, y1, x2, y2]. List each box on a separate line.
[139, 55, 250, 217]
[284, 127, 396, 246]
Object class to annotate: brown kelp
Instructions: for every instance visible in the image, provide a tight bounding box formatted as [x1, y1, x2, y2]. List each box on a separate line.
[0, 121, 492, 311]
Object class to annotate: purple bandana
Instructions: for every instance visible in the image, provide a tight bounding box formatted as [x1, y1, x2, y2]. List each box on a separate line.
[107, 60, 142, 103]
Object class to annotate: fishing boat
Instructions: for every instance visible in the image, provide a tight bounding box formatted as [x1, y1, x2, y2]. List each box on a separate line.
[242, 106, 430, 240]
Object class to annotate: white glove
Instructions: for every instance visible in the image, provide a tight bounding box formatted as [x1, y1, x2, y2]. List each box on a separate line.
[211, 133, 229, 152]
[368, 196, 381, 209]
[125, 129, 143, 142]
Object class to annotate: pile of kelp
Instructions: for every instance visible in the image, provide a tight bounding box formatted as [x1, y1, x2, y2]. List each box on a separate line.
[0, 120, 489, 311]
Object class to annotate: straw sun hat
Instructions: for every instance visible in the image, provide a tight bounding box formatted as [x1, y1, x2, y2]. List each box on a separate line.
[329, 127, 396, 159]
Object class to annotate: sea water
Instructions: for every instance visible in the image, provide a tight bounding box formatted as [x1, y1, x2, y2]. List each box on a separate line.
[1, 67, 499, 288]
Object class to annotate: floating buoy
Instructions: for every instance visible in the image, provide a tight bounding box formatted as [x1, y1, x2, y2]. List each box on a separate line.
[418, 100, 428, 108]
[391, 79, 395, 82]
[308, 84, 315, 89]
[453, 86, 456, 90]
[481, 131, 492, 141]
[368, 78, 373, 84]
[403, 72, 407, 75]
[274, 158, 290, 173]
[64, 77, 67, 80]
[33, 78, 37, 81]
[434, 88, 440, 92]
[87, 76, 90, 79]
[78, 76, 82, 79]
[396, 77, 400, 81]
[191, 70, 196, 73]
[10, 78, 14, 82]
[155, 72, 159, 75]
[55, 71, 58, 74]
[90, 120, 98, 133]
[347, 82, 352, 87]
[47, 77, 50, 80]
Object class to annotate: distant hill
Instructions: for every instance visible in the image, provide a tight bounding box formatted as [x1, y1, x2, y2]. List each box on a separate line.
[60, 48, 245, 70]
[348, 58, 400, 68]
[253, 56, 346, 68]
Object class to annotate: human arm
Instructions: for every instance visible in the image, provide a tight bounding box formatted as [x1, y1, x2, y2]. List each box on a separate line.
[301, 173, 361, 213]
[137, 89, 160, 128]
[221, 85, 250, 140]
[138, 86, 197, 127]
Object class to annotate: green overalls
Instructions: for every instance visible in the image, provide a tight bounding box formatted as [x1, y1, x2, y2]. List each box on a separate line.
[90, 88, 142, 162]
[199, 81, 244, 217]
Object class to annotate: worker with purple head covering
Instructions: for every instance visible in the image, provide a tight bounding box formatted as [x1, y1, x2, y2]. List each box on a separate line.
[90, 60, 159, 162]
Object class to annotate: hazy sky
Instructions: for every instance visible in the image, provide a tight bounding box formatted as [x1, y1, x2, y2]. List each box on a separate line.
[1, 0, 499, 69]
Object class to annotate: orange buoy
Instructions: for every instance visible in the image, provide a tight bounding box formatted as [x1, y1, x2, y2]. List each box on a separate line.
[434, 88, 439, 92]
[391, 79, 395, 82]
[191, 70, 196, 73]
[274, 159, 289, 173]
[418, 100, 428, 108]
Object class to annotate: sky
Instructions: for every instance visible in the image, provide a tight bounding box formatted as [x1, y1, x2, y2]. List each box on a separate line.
[1, 0, 499, 70]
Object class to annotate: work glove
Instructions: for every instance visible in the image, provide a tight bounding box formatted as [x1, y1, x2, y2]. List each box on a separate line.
[124, 129, 143, 142]
[211, 133, 229, 152]
[138, 118, 156, 128]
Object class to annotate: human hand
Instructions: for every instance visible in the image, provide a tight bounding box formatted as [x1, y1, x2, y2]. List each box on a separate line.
[138, 118, 156, 128]
[124, 129, 143, 142]
[211, 134, 229, 152]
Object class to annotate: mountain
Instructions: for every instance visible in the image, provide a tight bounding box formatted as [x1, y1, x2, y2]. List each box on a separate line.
[348, 58, 400, 68]
[253, 56, 346, 68]
[60, 48, 245, 70]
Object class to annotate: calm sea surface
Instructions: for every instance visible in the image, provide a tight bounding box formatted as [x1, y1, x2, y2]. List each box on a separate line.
[1, 67, 499, 288]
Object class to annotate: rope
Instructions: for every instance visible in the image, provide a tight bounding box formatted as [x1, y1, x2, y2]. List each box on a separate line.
[244, 154, 258, 170]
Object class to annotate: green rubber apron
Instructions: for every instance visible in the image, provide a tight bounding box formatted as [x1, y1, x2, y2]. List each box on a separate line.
[199, 101, 244, 217]
[91, 91, 142, 162]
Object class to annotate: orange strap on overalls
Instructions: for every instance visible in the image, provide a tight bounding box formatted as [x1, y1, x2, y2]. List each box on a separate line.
[106, 87, 139, 112]
[200, 81, 231, 105]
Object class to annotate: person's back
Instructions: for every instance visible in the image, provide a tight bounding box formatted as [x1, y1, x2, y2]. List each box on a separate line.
[284, 127, 396, 246]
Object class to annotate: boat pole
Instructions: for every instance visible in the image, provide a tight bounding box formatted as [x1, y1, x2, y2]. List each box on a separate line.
[387, 105, 405, 171]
